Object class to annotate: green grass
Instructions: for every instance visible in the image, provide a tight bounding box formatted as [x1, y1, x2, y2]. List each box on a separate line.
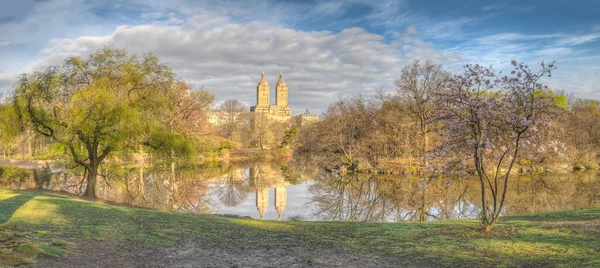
[0, 188, 599, 267]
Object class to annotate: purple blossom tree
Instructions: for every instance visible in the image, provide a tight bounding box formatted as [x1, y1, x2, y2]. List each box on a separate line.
[432, 60, 557, 232]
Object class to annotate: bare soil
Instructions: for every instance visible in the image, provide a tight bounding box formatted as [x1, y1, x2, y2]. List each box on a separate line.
[34, 239, 403, 268]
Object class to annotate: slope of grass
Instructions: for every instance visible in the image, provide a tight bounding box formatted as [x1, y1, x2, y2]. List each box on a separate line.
[0, 187, 599, 267]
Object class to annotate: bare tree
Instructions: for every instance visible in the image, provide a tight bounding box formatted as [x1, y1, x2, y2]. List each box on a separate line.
[395, 60, 448, 166]
[217, 99, 248, 140]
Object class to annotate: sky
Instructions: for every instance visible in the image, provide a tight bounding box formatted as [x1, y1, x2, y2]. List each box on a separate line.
[1, 0, 599, 114]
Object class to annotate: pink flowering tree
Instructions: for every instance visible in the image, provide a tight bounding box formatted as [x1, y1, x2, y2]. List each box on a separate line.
[432, 60, 557, 231]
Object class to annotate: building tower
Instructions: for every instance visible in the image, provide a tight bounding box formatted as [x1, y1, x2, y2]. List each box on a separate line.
[275, 72, 288, 107]
[256, 187, 269, 220]
[274, 72, 292, 116]
[255, 71, 270, 114]
[274, 183, 288, 220]
[252, 72, 292, 120]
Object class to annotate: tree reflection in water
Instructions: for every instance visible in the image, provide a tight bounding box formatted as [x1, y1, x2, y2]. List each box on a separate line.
[212, 165, 252, 207]
[308, 172, 477, 222]
[17, 162, 600, 222]
[308, 171, 600, 222]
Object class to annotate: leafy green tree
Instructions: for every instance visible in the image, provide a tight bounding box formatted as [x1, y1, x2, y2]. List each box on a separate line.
[280, 127, 298, 149]
[14, 47, 198, 197]
[0, 102, 21, 158]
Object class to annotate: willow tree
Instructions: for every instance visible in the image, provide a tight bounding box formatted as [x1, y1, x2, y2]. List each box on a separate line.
[0, 102, 21, 158]
[14, 47, 198, 198]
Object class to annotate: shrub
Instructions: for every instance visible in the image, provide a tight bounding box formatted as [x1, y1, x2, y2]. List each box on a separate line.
[0, 166, 30, 186]
[196, 135, 242, 156]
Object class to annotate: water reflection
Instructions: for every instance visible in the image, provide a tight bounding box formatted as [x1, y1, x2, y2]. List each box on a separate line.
[250, 165, 288, 219]
[309, 173, 478, 221]
[16, 162, 600, 222]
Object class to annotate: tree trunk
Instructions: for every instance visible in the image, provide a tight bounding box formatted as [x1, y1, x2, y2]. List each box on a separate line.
[139, 166, 146, 200]
[27, 129, 32, 157]
[422, 124, 428, 168]
[84, 164, 98, 198]
[419, 186, 427, 221]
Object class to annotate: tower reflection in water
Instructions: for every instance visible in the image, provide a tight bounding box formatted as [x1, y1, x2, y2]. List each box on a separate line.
[250, 164, 289, 220]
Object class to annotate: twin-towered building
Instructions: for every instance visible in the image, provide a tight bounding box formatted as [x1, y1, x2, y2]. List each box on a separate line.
[251, 72, 292, 121]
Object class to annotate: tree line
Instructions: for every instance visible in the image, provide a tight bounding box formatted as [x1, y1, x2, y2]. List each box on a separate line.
[296, 60, 600, 231]
[0, 47, 292, 198]
[299, 60, 599, 172]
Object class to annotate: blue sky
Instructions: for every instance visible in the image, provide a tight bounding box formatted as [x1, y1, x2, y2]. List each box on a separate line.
[1, 0, 599, 113]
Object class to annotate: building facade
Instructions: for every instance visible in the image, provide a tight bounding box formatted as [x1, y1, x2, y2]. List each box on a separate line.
[251, 72, 292, 121]
[295, 109, 320, 127]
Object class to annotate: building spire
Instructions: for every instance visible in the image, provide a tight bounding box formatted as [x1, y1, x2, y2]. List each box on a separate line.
[258, 71, 268, 86]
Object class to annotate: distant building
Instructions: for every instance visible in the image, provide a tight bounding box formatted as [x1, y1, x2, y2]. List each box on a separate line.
[295, 109, 320, 127]
[251, 72, 292, 121]
[208, 110, 242, 126]
[207, 110, 226, 125]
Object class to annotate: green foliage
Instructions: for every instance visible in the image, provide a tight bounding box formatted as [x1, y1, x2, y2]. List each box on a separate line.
[12, 47, 176, 158]
[534, 89, 569, 110]
[203, 152, 218, 158]
[280, 127, 299, 148]
[280, 165, 301, 184]
[195, 135, 242, 155]
[147, 130, 197, 159]
[0, 166, 30, 185]
[554, 95, 569, 110]
[12, 46, 210, 197]
[0, 103, 21, 146]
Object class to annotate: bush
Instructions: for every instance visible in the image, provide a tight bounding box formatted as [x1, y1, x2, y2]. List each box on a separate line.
[196, 135, 242, 156]
[0, 166, 30, 186]
[203, 152, 218, 158]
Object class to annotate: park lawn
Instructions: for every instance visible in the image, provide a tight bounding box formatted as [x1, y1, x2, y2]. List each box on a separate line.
[0, 187, 599, 267]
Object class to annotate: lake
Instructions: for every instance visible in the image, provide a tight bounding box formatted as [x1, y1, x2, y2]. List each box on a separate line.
[17, 161, 600, 222]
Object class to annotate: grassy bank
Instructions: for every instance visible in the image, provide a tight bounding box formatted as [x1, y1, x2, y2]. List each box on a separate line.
[0, 188, 599, 267]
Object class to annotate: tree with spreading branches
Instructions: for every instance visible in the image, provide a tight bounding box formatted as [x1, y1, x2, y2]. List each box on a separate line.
[433, 60, 558, 231]
[13, 47, 205, 198]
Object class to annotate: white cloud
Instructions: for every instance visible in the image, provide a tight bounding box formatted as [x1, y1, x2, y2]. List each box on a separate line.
[446, 29, 600, 100]
[557, 33, 600, 46]
[2, 0, 599, 109]
[25, 20, 454, 114]
[141, 12, 163, 20]
[405, 26, 418, 35]
[0, 0, 103, 44]
[481, 3, 506, 11]
[0, 73, 17, 98]
[474, 33, 560, 44]
[533, 47, 572, 56]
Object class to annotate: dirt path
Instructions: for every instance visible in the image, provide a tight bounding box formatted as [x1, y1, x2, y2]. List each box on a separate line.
[34, 239, 404, 268]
